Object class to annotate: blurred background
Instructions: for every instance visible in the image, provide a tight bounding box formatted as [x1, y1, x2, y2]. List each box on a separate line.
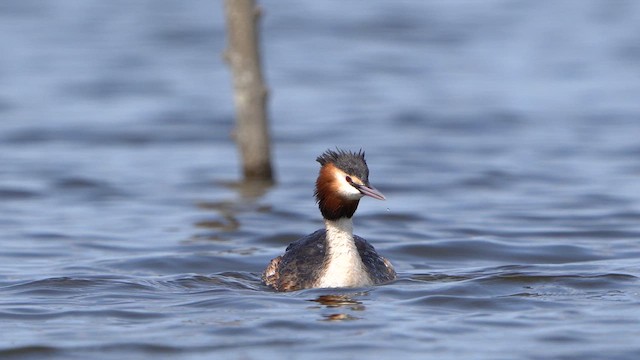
[2, 1, 640, 359]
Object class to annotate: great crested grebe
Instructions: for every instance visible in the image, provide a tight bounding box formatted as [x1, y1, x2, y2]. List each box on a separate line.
[262, 149, 396, 291]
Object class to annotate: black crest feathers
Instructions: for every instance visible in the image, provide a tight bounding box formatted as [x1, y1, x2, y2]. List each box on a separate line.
[316, 149, 369, 183]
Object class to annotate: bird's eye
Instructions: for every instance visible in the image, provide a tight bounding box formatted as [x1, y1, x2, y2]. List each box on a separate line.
[345, 176, 353, 184]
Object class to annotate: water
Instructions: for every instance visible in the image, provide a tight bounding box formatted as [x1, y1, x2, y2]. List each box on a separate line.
[2, 0, 640, 359]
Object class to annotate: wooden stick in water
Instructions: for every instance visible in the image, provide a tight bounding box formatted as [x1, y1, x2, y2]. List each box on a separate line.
[223, 0, 274, 182]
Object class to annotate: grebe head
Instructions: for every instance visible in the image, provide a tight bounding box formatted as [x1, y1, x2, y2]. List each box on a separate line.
[314, 149, 385, 220]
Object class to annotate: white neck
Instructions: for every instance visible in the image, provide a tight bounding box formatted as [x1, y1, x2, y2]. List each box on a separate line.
[315, 217, 373, 288]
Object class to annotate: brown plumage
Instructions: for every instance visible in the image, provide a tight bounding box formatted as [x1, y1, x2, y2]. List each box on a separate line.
[315, 163, 360, 220]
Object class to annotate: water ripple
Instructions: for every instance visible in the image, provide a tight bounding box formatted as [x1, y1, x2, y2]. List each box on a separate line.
[3, 1, 640, 358]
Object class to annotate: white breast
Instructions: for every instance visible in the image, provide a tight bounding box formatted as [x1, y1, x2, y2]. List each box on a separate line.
[315, 218, 373, 288]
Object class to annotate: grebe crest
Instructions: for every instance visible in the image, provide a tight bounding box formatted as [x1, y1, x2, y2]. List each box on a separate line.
[262, 148, 396, 292]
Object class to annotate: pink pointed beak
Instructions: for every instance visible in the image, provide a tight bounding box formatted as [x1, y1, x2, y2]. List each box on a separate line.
[356, 184, 386, 200]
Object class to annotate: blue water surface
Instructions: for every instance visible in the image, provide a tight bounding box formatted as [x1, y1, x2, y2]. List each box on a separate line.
[1, 1, 640, 359]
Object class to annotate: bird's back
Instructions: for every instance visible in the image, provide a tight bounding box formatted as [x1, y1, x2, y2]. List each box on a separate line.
[354, 234, 396, 284]
[262, 230, 395, 291]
